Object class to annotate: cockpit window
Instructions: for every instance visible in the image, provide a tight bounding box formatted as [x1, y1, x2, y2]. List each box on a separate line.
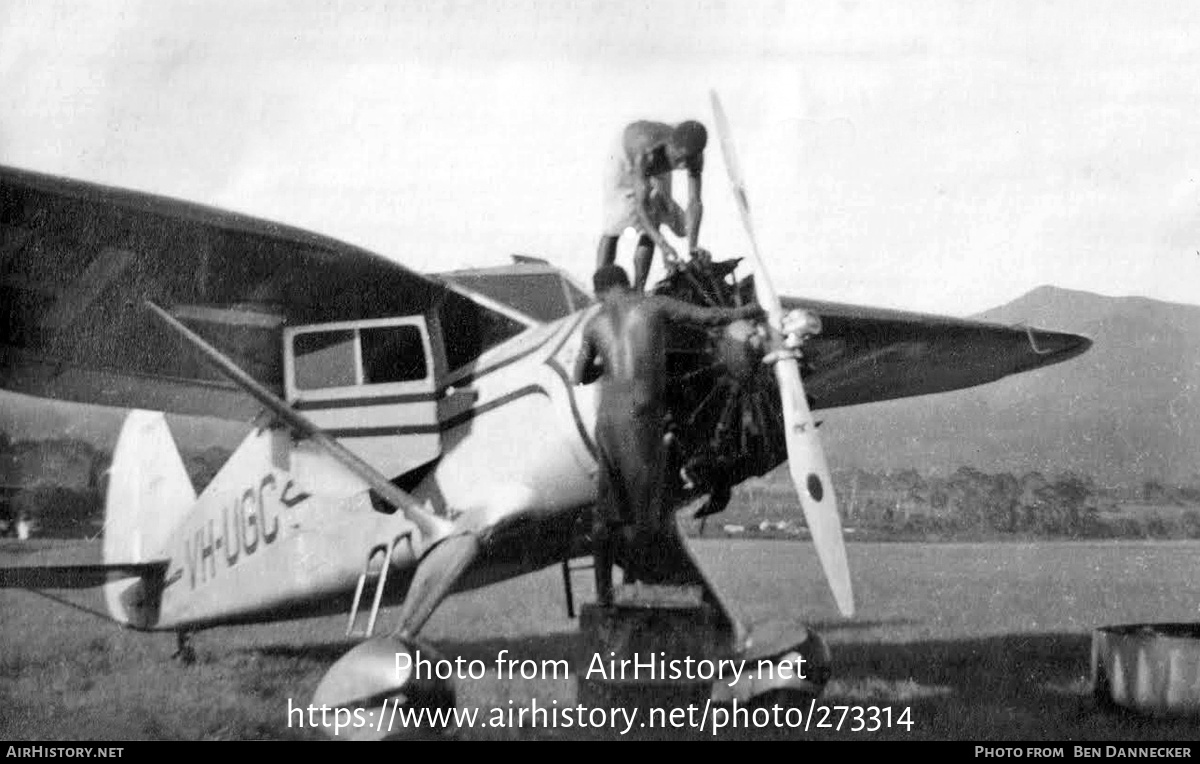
[435, 289, 528, 372]
[446, 273, 582, 323]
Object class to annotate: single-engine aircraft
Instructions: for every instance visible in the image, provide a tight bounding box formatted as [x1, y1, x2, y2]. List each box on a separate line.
[0, 100, 1091, 737]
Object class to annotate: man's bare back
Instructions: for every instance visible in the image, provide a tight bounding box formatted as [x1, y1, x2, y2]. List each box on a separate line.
[574, 265, 763, 604]
[580, 292, 674, 415]
[578, 289, 763, 394]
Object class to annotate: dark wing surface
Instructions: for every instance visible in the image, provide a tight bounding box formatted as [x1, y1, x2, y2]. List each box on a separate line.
[1, 164, 449, 419]
[783, 295, 1091, 410]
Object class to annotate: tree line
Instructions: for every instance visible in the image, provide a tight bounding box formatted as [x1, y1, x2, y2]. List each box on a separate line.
[726, 467, 1200, 540]
[0, 432, 230, 538]
[3, 430, 1199, 541]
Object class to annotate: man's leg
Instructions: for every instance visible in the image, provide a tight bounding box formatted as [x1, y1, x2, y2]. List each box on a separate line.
[593, 431, 627, 607]
[618, 524, 643, 585]
[618, 413, 670, 580]
[592, 517, 616, 607]
[632, 234, 655, 292]
[627, 419, 708, 588]
[596, 235, 619, 272]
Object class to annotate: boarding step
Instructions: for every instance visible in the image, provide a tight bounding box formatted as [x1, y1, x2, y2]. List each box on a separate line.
[346, 542, 395, 639]
[559, 557, 595, 619]
[580, 593, 720, 660]
[613, 582, 704, 610]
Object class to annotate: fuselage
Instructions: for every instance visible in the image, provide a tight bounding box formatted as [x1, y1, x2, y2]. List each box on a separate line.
[150, 306, 602, 632]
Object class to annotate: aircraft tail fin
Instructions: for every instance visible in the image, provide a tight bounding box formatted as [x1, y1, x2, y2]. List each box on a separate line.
[101, 410, 196, 626]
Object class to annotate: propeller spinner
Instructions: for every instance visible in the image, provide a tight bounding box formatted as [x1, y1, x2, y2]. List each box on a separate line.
[708, 90, 855, 618]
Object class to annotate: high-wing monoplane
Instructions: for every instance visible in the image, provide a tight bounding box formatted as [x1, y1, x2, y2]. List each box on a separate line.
[0, 106, 1091, 736]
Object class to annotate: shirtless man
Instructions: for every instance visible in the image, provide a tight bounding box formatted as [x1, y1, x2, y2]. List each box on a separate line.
[573, 265, 764, 606]
[598, 120, 707, 292]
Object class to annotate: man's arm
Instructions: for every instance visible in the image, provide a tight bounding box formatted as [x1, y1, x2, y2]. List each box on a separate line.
[573, 324, 603, 385]
[631, 166, 679, 263]
[652, 295, 765, 327]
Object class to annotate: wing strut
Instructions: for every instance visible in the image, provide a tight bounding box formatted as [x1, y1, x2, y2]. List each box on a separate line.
[145, 301, 450, 541]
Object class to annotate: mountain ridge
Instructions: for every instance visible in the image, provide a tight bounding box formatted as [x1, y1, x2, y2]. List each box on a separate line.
[819, 286, 1200, 486]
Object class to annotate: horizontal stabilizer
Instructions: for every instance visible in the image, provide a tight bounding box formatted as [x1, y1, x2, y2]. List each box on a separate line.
[0, 561, 168, 589]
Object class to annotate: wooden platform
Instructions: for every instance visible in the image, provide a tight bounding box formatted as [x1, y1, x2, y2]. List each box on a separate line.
[576, 584, 728, 712]
[613, 582, 704, 609]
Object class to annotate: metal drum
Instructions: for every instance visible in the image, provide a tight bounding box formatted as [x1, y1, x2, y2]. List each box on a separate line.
[1092, 623, 1200, 715]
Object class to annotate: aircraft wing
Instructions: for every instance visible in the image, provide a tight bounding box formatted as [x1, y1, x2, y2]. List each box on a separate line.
[779, 294, 1092, 410]
[2, 164, 1089, 420]
[0, 164, 453, 420]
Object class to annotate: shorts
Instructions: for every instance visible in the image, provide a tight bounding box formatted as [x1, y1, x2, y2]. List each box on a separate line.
[601, 176, 686, 239]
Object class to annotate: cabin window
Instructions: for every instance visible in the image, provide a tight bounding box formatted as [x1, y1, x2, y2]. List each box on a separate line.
[290, 322, 430, 392]
[294, 330, 356, 390]
[361, 325, 427, 383]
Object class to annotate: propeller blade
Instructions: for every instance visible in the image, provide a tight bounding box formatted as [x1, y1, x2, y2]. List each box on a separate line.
[709, 90, 854, 617]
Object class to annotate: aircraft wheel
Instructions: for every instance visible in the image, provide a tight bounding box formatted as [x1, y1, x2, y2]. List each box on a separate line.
[172, 632, 197, 665]
[714, 628, 832, 707]
[311, 636, 458, 740]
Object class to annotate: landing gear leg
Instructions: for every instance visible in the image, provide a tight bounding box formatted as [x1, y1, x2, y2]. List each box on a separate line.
[173, 632, 196, 665]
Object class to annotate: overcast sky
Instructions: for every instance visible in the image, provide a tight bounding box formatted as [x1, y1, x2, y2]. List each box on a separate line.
[2, 0, 1198, 318]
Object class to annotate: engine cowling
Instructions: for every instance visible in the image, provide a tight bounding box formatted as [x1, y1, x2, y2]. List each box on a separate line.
[655, 256, 796, 509]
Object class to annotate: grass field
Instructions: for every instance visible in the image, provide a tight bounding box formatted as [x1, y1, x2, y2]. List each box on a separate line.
[3, 538, 1200, 741]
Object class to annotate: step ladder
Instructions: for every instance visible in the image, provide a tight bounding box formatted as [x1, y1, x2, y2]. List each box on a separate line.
[346, 534, 410, 638]
[560, 557, 594, 619]
[561, 557, 650, 618]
